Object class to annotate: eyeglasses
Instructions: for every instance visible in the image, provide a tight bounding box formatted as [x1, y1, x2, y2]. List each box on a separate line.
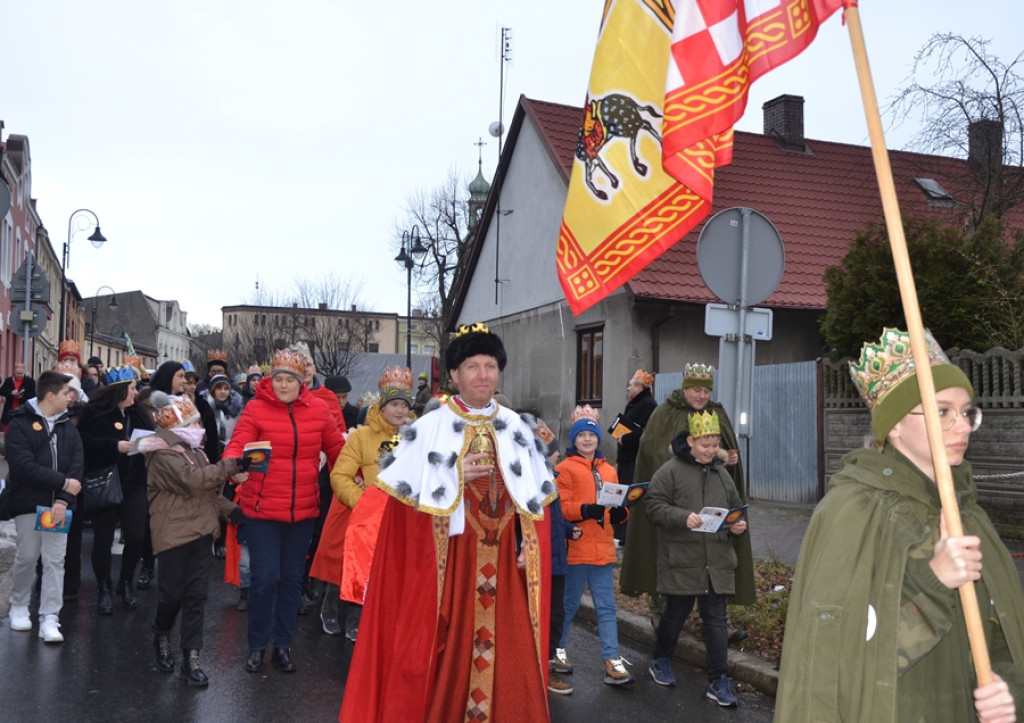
[908, 406, 983, 432]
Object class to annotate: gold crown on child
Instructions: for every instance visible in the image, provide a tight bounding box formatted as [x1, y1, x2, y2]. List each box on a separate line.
[570, 404, 600, 424]
[688, 411, 721, 438]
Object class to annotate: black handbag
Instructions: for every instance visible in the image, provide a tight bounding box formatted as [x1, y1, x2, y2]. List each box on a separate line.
[82, 465, 123, 514]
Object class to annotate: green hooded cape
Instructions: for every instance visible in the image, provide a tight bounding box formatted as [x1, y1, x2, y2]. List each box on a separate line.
[775, 446, 1024, 722]
[619, 388, 756, 605]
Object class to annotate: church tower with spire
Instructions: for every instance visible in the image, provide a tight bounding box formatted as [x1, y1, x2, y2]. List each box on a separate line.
[467, 137, 491, 233]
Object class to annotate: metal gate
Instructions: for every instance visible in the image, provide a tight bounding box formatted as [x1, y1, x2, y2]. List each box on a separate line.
[749, 360, 819, 503]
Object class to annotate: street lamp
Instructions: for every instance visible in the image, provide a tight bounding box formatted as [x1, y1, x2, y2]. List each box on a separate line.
[89, 286, 119, 358]
[395, 225, 428, 368]
[61, 209, 107, 339]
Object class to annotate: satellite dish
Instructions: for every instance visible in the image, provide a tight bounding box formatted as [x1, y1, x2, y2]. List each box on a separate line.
[488, 121, 504, 138]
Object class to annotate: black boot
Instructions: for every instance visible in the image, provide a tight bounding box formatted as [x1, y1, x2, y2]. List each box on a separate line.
[117, 578, 138, 609]
[137, 566, 154, 590]
[97, 580, 114, 615]
[272, 646, 296, 673]
[181, 649, 209, 687]
[236, 587, 248, 612]
[245, 648, 265, 673]
[153, 632, 175, 673]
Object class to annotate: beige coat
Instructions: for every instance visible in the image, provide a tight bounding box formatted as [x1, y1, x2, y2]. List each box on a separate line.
[143, 427, 239, 555]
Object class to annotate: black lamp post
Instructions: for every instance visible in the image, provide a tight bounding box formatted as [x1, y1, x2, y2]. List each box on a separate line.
[394, 226, 428, 368]
[61, 209, 107, 339]
[89, 286, 119, 358]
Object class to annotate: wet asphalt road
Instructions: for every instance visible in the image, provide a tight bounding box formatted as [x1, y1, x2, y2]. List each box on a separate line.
[0, 526, 774, 722]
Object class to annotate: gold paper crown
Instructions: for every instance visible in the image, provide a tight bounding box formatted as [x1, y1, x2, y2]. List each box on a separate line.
[123, 354, 142, 369]
[535, 420, 555, 445]
[849, 327, 949, 410]
[270, 348, 307, 379]
[684, 363, 714, 385]
[378, 366, 413, 406]
[58, 340, 81, 361]
[207, 349, 228, 364]
[688, 410, 721, 438]
[456, 322, 489, 337]
[154, 394, 200, 429]
[378, 366, 413, 392]
[631, 369, 654, 387]
[570, 404, 600, 425]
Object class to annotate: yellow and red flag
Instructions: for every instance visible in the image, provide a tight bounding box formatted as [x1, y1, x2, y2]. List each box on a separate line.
[557, 0, 845, 315]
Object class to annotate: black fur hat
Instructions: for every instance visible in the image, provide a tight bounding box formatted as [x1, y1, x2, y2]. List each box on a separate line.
[445, 323, 507, 372]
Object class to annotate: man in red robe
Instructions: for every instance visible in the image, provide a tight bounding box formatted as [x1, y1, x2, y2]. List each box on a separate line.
[339, 324, 555, 722]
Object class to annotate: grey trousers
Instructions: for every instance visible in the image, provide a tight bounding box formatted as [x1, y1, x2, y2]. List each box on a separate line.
[11, 512, 68, 619]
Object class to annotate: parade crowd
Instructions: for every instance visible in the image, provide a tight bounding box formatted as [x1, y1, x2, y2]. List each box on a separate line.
[4, 323, 1024, 723]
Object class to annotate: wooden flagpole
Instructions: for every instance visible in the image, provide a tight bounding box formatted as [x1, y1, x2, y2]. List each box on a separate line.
[842, 3, 992, 685]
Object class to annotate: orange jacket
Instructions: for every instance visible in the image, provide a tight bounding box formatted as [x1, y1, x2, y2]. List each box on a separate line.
[555, 453, 624, 566]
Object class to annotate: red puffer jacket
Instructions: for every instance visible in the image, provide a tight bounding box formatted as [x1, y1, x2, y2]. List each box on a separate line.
[224, 377, 344, 523]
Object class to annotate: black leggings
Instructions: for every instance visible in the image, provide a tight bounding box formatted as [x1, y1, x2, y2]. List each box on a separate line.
[91, 484, 148, 584]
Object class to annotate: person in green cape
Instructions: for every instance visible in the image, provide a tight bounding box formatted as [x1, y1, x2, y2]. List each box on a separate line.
[776, 328, 1024, 722]
[620, 363, 756, 629]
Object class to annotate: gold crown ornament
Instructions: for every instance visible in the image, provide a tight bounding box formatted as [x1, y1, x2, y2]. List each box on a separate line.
[683, 363, 715, 389]
[631, 369, 654, 387]
[123, 355, 142, 369]
[270, 348, 307, 381]
[58, 340, 81, 361]
[688, 410, 721, 438]
[570, 404, 600, 425]
[207, 349, 228, 365]
[154, 394, 200, 429]
[378, 366, 414, 407]
[456, 322, 490, 337]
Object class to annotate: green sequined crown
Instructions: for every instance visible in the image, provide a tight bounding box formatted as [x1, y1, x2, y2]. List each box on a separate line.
[683, 363, 714, 385]
[849, 327, 949, 410]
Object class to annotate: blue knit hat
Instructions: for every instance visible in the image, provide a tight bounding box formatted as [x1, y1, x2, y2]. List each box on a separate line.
[569, 418, 601, 445]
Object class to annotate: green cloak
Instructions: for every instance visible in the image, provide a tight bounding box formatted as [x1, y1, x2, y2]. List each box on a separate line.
[775, 446, 1024, 722]
[619, 388, 756, 605]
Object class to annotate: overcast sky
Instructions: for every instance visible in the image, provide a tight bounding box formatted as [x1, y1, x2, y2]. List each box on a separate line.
[2, 1, 1020, 327]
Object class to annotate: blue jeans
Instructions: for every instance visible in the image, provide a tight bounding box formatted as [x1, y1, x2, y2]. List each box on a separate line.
[245, 518, 315, 650]
[561, 563, 619, 661]
[653, 584, 729, 680]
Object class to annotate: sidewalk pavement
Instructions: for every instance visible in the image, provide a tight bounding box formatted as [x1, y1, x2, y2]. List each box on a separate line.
[575, 500, 814, 697]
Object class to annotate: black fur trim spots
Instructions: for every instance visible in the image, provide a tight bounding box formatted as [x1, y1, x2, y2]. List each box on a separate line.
[446, 452, 459, 468]
[534, 438, 547, 455]
[512, 430, 528, 448]
[428, 451, 443, 466]
[431, 485, 447, 501]
[379, 451, 396, 469]
[401, 427, 417, 442]
[520, 412, 537, 430]
[527, 497, 541, 514]
[395, 481, 413, 498]
[493, 417, 507, 432]
[509, 460, 522, 477]
[541, 480, 555, 495]
[452, 420, 465, 433]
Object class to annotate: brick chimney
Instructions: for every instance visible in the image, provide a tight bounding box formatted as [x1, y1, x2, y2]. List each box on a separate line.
[968, 119, 1002, 176]
[763, 94, 805, 151]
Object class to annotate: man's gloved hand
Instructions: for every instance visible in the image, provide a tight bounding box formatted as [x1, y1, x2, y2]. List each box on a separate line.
[580, 504, 606, 521]
[237, 456, 252, 472]
[229, 507, 245, 526]
[609, 506, 628, 525]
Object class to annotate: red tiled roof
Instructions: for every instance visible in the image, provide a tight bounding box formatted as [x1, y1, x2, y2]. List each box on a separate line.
[527, 97, 1022, 310]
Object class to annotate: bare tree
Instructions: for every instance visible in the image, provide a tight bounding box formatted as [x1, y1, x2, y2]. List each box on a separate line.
[889, 34, 1024, 226]
[395, 168, 477, 370]
[225, 274, 381, 376]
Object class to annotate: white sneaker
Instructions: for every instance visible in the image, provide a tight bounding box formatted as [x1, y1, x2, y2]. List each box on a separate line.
[38, 615, 63, 643]
[9, 606, 31, 632]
